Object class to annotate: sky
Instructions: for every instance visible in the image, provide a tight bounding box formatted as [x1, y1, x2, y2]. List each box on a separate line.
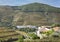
[0, 0, 60, 8]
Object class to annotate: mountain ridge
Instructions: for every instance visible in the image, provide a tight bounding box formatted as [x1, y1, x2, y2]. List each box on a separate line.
[16, 3, 60, 12]
[0, 3, 60, 26]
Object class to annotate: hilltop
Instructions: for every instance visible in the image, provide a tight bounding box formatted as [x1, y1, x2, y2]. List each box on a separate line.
[16, 3, 60, 12]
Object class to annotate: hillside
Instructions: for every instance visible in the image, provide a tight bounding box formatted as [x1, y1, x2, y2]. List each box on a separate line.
[0, 3, 60, 26]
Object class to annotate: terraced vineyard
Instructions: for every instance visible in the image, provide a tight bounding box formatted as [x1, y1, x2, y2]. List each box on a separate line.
[0, 27, 21, 41]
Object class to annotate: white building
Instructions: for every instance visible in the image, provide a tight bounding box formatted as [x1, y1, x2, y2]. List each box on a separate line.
[16, 26, 27, 28]
[16, 25, 37, 28]
[36, 26, 51, 39]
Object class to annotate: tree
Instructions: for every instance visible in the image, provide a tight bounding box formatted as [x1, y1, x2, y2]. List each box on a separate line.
[46, 29, 54, 36]
[51, 23, 60, 27]
[28, 33, 40, 39]
[17, 36, 24, 42]
[41, 29, 54, 36]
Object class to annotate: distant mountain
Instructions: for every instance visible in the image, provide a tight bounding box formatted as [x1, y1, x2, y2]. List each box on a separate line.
[0, 3, 60, 26]
[18, 3, 60, 12]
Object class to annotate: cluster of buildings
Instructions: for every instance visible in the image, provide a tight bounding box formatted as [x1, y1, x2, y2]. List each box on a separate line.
[16, 25, 60, 39]
[36, 26, 60, 39]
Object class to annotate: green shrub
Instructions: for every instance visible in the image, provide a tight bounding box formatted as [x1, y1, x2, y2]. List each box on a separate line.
[17, 36, 24, 42]
[28, 33, 40, 39]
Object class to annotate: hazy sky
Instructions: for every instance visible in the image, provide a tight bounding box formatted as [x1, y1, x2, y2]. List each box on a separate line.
[0, 0, 60, 7]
